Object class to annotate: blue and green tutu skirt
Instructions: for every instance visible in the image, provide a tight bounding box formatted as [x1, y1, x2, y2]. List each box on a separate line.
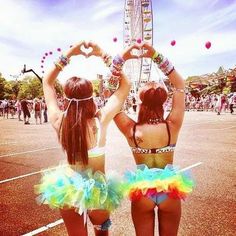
[35, 166, 125, 215]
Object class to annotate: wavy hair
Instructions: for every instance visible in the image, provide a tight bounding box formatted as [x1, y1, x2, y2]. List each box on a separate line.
[138, 82, 167, 124]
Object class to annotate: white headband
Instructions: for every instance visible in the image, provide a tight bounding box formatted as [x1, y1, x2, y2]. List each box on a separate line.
[64, 95, 93, 116]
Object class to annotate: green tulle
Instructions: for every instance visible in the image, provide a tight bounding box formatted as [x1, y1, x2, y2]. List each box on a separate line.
[35, 166, 125, 215]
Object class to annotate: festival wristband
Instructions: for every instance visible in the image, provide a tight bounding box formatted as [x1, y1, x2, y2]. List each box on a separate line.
[54, 54, 70, 71]
[152, 51, 175, 76]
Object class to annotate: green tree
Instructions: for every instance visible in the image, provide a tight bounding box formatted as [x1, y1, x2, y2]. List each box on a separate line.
[18, 76, 43, 99]
[0, 73, 6, 99]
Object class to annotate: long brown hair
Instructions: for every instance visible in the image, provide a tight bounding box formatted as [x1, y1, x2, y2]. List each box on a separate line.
[60, 77, 96, 165]
[138, 82, 167, 124]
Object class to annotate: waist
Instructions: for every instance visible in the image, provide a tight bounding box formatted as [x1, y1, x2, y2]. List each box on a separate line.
[88, 146, 105, 158]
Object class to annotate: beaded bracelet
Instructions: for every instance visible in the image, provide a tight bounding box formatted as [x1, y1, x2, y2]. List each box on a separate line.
[107, 74, 120, 92]
[54, 54, 70, 71]
[102, 53, 112, 68]
[112, 55, 125, 70]
[152, 51, 175, 76]
[172, 87, 185, 93]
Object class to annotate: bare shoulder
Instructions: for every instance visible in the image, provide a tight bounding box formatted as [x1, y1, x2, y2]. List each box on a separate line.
[114, 111, 135, 137]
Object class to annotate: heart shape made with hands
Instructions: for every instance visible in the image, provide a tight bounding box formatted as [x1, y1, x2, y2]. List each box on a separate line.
[128, 45, 149, 58]
[80, 44, 93, 56]
[130, 48, 142, 57]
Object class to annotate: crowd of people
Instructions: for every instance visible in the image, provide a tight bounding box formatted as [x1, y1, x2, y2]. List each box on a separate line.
[185, 92, 236, 114]
[1, 90, 235, 125]
[122, 91, 236, 115]
[0, 98, 48, 124]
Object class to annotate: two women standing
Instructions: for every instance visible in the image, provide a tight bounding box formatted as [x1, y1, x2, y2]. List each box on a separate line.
[36, 41, 194, 236]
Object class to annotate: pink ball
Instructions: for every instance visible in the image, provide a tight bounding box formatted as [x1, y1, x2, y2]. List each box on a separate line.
[137, 38, 142, 44]
[57, 48, 61, 52]
[171, 40, 176, 46]
[113, 37, 117, 42]
[205, 41, 211, 49]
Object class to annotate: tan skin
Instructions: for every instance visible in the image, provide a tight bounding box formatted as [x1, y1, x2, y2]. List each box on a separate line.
[43, 41, 139, 236]
[114, 42, 185, 236]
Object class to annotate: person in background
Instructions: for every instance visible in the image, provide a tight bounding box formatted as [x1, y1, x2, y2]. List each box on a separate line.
[15, 99, 22, 121]
[21, 98, 31, 124]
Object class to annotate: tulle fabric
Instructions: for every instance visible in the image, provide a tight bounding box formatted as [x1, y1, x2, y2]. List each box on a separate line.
[35, 165, 125, 215]
[123, 164, 194, 201]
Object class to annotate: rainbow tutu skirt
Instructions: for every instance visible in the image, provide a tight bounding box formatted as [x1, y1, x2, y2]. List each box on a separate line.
[124, 164, 195, 202]
[35, 166, 125, 215]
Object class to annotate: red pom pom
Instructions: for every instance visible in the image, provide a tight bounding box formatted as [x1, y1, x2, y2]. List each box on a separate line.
[43, 57, 46, 59]
[42, 71, 45, 73]
[113, 37, 117, 42]
[70, 45, 73, 48]
[171, 40, 176, 46]
[49, 51, 53, 55]
[41, 60, 44, 63]
[45, 53, 48, 56]
[57, 48, 61, 52]
[137, 38, 142, 44]
[205, 41, 211, 49]
[41, 65, 43, 68]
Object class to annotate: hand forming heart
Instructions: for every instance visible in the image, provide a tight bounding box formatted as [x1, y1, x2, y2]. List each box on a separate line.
[80, 44, 93, 57]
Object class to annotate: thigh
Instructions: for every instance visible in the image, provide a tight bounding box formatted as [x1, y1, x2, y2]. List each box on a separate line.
[88, 209, 110, 236]
[59, 208, 87, 236]
[88, 209, 110, 225]
[158, 198, 181, 236]
[131, 197, 156, 236]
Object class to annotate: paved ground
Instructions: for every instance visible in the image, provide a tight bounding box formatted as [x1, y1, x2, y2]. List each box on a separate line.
[0, 111, 235, 236]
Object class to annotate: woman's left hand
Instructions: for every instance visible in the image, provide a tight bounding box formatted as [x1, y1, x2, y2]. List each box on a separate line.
[86, 42, 104, 58]
[66, 41, 88, 57]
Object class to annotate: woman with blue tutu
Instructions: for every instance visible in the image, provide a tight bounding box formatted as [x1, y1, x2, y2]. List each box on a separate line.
[114, 42, 194, 236]
[35, 41, 138, 236]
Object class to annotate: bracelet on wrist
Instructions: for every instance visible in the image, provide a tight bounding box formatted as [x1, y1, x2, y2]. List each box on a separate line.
[172, 87, 185, 93]
[107, 74, 120, 92]
[54, 62, 64, 71]
[54, 54, 70, 71]
[152, 51, 175, 76]
[152, 51, 159, 60]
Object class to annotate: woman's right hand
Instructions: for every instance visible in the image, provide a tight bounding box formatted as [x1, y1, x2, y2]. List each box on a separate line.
[121, 44, 140, 61]
[139, 42, 156, 58]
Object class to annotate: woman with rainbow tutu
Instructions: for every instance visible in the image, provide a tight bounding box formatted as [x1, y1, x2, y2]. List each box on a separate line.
[114, 42, 194, 236]
[35, 41, 138, 236]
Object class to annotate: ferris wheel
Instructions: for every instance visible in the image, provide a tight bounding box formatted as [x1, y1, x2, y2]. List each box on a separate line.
[123, 0, 153, 92]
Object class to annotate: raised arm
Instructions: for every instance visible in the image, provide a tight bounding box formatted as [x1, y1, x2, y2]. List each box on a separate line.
[98, 45, 139, 124]
[43, 41, 87, 126]
[140, 43, 185, 128]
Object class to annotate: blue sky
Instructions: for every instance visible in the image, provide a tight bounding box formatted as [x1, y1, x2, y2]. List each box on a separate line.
[0, 0, 235, 82]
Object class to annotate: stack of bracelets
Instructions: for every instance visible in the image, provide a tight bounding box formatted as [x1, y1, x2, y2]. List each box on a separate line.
[54, 55, 70, 71]
[152, 51, 175, 76]
[102, 53, 125, 93]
